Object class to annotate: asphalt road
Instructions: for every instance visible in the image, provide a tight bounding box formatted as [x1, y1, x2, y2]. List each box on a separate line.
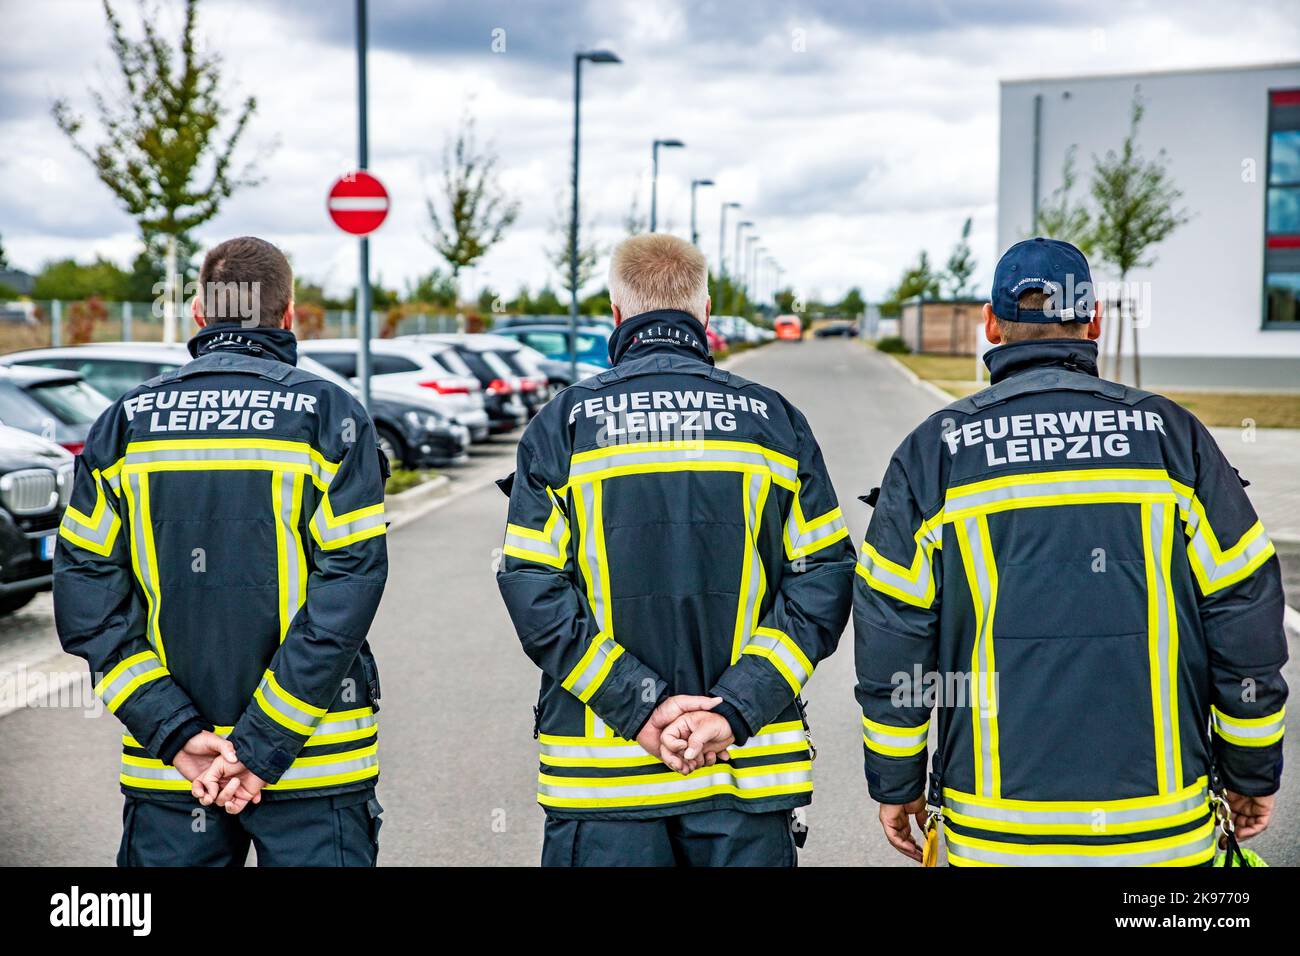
[1, 338, 1296, 866]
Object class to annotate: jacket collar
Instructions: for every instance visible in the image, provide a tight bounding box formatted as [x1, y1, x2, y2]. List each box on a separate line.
[187, 325, 299, 366]
[983, 338, 1099, 385]
[608, 310, 713, 366]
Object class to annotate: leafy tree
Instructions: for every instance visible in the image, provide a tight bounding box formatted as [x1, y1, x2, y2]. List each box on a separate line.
[623, 184, 647, 237]
[51, 0, 266, 340]
[531, 286, 564, 315]
[0, 233, 8, 270]
[1089, 87, 1191, 385]
[404, 268, 457, 308]
[1035, 146, 1095, 254]
[580, 287, 612, 317]
[425, 111, 520, 302]
[945, 217, 977, 297]
[838, 286, 866, 318]
[880, 251, 942, 317]
[32, 257, 132, 301]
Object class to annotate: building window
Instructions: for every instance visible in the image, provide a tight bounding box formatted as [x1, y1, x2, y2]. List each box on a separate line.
[1264, 89, 1300, 328]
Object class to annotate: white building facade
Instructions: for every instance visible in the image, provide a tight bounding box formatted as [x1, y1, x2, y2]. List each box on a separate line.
[997, 62, 1300, 390]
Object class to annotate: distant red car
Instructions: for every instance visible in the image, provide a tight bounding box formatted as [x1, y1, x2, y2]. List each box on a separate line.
[706, 326, 728, 355]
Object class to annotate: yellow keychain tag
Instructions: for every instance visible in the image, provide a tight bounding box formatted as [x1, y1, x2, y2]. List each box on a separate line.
[921, 813, 940, 867]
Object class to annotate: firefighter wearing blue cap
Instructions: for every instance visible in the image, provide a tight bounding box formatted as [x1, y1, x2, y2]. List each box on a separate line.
[853, 237, 1287, 866]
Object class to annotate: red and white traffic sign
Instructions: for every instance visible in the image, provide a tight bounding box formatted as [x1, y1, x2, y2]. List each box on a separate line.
[327, 171, 389, 236]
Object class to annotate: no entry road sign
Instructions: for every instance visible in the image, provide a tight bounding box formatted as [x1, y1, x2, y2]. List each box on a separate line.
[327, 171, 389, 236]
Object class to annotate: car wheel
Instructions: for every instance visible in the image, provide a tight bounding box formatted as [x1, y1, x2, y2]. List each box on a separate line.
[376, 425, 407, 471]
[0, 590, 37, 616]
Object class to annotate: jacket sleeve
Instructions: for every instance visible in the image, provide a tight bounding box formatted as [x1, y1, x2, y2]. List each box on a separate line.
[710, 413, 855, 743]
[497, 426, 666, 740]
[1183, 421, 1287, 796]
[853, 449, 943, 805]
[227, 406, 389, 782]
[54, 416, 208, 765]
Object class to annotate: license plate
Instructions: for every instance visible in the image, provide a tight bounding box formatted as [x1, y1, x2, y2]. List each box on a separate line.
[38, 534, 56, 560]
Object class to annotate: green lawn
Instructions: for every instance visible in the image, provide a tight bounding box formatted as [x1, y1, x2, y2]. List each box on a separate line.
[885, 349, 1300, 428]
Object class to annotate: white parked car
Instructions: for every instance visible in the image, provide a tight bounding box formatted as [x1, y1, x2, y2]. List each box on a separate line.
[298, 338, 490, 441]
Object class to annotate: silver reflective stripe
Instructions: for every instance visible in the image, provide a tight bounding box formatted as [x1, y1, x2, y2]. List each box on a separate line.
[125, 444, 333, 484]
[857, 538, 936, 603]
[540, 727, 807, 761]
[734, 472, 767, 657]
[277, 470, 304, 637]
[504, 503, 568, 562]
[961, 517, 999, 799]
[786, 510, 846, 555]
[1186, 522, 1272, 587]
[735, 728, 808, 751]
[567, 637, 618, 700]
[121, 762, 183, 781]
[538, 765, 812, 800]
[744, 631, 810, 689]
[1211, 708, 1284, 740]
[947, 826, 1215, 866]
[311, 506, 386, 547]
[313, 712, 377, 738]
[569, 445, 798, 486]
[863, 720, 928, 752]
[275, 750, 378, 782]
[98, 657, 161, 705]
[945, 786, 1208, 828]
[257, 674, 323, 731]
[578, 482, 608, 629]
[125, 472, 162, 657]
[1148, 502, 1179, 794]
[62, 480, 118, 546]
[948, 475, 1173, 513]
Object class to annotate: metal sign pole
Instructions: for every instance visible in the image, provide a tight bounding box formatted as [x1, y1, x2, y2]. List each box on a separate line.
[355, 0, 372, 411]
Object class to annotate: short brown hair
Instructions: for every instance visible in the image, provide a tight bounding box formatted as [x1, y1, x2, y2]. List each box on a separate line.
[995, 289, 1090, 344]
[609, 234, 709, 321]
[198, 236, 293, 328]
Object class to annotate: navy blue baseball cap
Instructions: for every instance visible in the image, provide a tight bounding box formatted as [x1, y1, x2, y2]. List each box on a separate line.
[991, 237, 1094, 323]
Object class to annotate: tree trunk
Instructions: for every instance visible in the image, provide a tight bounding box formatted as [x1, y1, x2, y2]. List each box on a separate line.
[163, 234, 178, 344]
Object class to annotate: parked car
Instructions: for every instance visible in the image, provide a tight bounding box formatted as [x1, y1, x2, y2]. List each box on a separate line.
[490, 323, 612, 372]
[0, 365, 110, 455]
[398, 334, 528, 434]
[298, 338, 490, 441]
[410, 333, 554, 417]
[0, 343, 470, 469]
[0, 425, 72, 615]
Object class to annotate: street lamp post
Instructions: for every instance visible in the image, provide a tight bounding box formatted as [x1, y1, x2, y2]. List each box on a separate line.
[718, 201, 739, 313]
[733, 220, 752, 314]
[689, 178, 714, 247]
[744, 235, 758, 314]
[649, 138, 684, 233]
[570, 49, 621, 382]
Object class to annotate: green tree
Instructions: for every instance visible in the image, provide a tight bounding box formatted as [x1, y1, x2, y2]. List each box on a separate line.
[580, 287, 611, 317]
[837, 286, 866, 318]
[880, 251, 942, 317]
[404, 268, 457, 308]
[52, 0, 265, 341]
[1035, 146, 1096, 254]
[0, 233, 8, 270]
[1089, 87, 1191, 386]
[945, 217, 977, 297]
[547, 190, 602, 296]
[425, 111, 520, 309]
[32, 257, 132, 301]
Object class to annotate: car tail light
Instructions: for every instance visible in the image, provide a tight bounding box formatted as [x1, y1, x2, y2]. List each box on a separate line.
[60, 441, 85, 456]
[419, 380, 470, 395]
[519, 379, 538, 392]
[487, 378, 513, 395]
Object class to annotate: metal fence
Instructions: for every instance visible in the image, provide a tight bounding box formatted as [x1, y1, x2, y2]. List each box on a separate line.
[0, 300, 462, 354]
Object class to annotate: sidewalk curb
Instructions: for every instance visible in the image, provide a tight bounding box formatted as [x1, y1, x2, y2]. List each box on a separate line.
[386, 474, 451, 532]
[876, 348, 962, 405]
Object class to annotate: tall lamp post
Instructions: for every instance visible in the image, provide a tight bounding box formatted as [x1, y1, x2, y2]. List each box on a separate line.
[744, 234, 759, 315]
[689, 178, 714, 247]
[718, 201, 740, 313]
[570, 49, 621, 382]
[649, 138, 684, 232]
[733, 220, 752, 314]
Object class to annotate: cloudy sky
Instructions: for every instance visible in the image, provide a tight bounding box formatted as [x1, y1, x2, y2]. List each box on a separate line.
[3, 0, 1299, 305]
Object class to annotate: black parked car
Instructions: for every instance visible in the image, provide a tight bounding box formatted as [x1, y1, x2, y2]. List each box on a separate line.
[0, 425, 72, 615]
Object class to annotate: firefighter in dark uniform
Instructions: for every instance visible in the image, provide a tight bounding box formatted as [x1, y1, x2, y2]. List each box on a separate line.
[54, 237, 389, 866]
[855, 238, 1286, 866]
[497, 234, 855, 866]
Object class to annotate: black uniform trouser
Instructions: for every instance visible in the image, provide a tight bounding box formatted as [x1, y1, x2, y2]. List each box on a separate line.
[117, 788, 382, 867]
[542, 808, 799, 867]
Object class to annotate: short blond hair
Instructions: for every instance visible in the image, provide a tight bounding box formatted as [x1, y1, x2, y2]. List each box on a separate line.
[609, 233, 709, 321]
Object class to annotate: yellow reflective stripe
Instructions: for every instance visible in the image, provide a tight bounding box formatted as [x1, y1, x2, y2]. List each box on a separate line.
[123, 438, 338, 486]
[785, 498, 849, 560]
[731, 472, 771, 662]
[503, 497, 571, 569]
[59, 468, 122, 556]
[94, 650, 168, 713]
[957, 515, 1000, 799]
[537, 759, 813, 810]
[945, 817, 1216, 867]
[742, 626, 812, 694]
[122, 472, 166, 666]
[93, 651, 156, 698]
[862, 714, 930, 757]
[855, 510, 944, 609]
[265, 670, 325, 717]
[120, 741, 378, 792]
[1211, 705, 1286, 746]
[566, 439, 800, 491]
